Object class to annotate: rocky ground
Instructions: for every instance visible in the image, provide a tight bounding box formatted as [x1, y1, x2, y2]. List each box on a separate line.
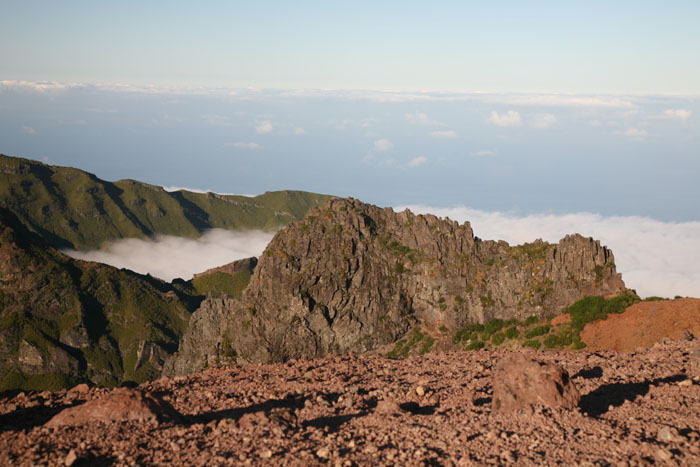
[1, 338, 699, 466]
[582, 298, 700, 352]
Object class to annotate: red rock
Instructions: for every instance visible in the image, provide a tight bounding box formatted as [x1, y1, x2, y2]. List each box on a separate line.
[45, 387, 181, 427]
[491, 353, 580, 413]
[68, 383, 90, 394]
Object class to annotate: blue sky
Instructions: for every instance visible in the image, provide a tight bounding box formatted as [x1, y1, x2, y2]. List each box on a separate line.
[2, 2, 699, 296]
[2, 1, 700, 94]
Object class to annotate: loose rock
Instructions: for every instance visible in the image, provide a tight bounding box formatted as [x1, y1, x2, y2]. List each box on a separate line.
[492, 353, 580, 413]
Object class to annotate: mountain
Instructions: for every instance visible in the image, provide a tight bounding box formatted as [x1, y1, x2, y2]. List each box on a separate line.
[166, 197, 628, 375]
[0, 207, 201, 391]
[0, 153, 330, 250]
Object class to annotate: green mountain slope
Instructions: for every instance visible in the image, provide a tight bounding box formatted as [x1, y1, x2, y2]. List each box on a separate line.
[0, 154, 330, 250]
[0, 207, 201, 391]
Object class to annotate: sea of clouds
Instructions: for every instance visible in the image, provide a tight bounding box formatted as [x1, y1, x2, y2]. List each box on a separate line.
[397, 206, 700, 299]
[63, 209, 700, 299]
[64, 229, 274, 282]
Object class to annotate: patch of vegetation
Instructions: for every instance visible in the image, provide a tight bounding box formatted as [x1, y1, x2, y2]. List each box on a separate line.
[452, 323, 485, 344]
[504, 327, 519, 339]
[524, 324, 551, 339]
[543, 334, 561, 348]
[523, 339, 541, 349]
[465, 340, 485, 351]
[491, 332, 505, 345]
[643, 296, 668, 302]
[565, 292, 639, 332]
[480, 292, 496, 309]
[483, 318, 504, 335]
[192, 270, 252, 297]
[388, 327, 435, 357]
[524, 315, 539, 326]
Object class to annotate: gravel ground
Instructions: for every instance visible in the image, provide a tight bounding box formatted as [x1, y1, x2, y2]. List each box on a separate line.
[1, 339, 699, 466]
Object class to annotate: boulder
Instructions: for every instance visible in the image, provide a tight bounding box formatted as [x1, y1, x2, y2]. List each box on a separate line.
[45, 387, 181, 427]
[492, 353, 580, 413]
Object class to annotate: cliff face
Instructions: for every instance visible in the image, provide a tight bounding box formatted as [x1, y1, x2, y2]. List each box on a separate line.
[166, 198, 627, 375]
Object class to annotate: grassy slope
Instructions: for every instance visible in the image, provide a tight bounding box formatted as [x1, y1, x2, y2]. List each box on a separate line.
[0, 153, 330, 249]
[0, 208, 200, 392]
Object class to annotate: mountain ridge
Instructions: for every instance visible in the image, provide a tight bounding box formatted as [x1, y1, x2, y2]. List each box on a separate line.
[0, 153, 330, 250]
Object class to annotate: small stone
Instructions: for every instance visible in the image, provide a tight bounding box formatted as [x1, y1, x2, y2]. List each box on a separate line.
[64, 449, 78, 466]
[500, 450, 517, 462]
[415, 385, 426, 397]
[655, 448, 672, 462]
[316, 447, 330, 459]
[376, 398, 401, 414]
[678, 379, 692, 386]
[68, 383, 90, 394]
[657, 426, 682, 443]
[261, 449, 273, 458]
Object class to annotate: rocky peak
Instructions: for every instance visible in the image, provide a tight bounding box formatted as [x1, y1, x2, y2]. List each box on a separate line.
[166, 197, 628, 375]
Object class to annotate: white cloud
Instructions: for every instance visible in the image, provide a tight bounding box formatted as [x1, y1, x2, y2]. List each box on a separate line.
[405, 112, 443, 126]
[373, 138, 393, 152]
[487, 110, 522, 127]
[482, 94, 635, 108]
[226, 142, 260, 150]
[0, 81, 649, 109]
[530, 113, 558, 129]
[21, 125, 38, 134]
[293, 127, 305, 135]
[470, 150, 496, 157]
[430, 130, 458, 139]
[256, 120, 273, 134]
[64, 229, 274, 282]
[621, 127, 648, 139]
[395, 205, 700, 299]
[660, 109, 692, 125]
[406, 156, 428, 168]
[590, 120, 602, 127]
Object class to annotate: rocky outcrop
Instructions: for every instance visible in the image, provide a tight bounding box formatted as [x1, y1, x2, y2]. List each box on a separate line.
[45, 387, 182, 427]
[492, 353, 581, 413]
[167, 198, 628, 375]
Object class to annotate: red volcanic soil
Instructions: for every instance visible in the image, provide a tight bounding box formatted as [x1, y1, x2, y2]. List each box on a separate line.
[1, 340, 699, 466]
[582, 298, 700, 352]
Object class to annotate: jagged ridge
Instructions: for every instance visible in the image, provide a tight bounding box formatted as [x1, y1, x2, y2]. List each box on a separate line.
[166, 198, 628, 375]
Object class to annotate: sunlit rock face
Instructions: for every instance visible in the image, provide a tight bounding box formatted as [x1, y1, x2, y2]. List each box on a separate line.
[167, 197, 627, 376]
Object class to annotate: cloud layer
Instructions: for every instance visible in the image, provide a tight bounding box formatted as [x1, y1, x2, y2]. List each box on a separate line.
[487, 110, 522, 127]
[396, 205, 700, 299]
[64, 229, 274, 282]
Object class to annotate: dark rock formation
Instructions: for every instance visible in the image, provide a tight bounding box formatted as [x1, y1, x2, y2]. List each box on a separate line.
[45, 387, 182, 427]
[166, 198, 628, 375]
[492, 353, 581, 413]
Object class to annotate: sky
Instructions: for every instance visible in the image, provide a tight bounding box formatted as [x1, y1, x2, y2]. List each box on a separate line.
[2, 2, 700, 94]
[1, 2, 699, 297]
